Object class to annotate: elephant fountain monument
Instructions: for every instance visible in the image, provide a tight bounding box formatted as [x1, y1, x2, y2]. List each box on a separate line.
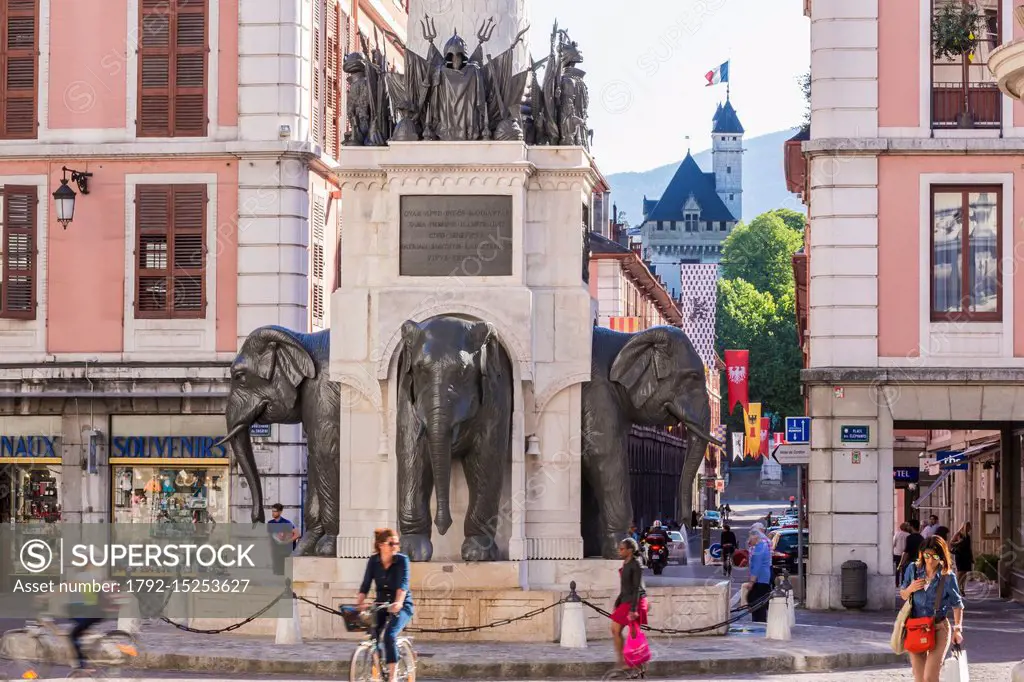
[203, 6, 728, 642]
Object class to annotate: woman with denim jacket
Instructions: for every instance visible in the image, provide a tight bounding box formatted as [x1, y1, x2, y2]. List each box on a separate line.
[899, 535, 965, 682]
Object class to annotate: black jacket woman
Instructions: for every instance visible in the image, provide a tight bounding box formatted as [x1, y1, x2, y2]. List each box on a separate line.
[356, 528, 415, 682]
[610, 537, 648, 671]
[951, 522, 974, 591]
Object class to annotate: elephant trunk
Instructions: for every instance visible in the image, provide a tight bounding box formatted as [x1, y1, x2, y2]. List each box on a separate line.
[427, 411, 454, 536]
[220, 398, 268, 525]
[672, 401, 714, 526]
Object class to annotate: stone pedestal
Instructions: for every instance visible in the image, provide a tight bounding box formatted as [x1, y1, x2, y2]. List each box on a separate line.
[329, 142, 596, 563]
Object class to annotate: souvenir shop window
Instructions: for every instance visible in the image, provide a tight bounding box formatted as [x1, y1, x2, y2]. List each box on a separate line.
[0, 465, 61, 524]
[112, 466, 228, 525]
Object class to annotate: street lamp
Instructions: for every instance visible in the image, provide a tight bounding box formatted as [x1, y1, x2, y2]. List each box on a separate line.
[52, 166, 93, 229]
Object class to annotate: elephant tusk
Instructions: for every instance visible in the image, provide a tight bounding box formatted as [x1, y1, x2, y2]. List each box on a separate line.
[684, 422, 725, 448]
[214, 422, 250, 448]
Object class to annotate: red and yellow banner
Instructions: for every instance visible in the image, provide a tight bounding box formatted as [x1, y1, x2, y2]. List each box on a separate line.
[744, 402, 762, 457]
[608, 316, 641, 332]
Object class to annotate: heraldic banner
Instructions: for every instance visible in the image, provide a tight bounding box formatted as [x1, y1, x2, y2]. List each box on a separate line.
[731, 431, 745, 462]
[744, 402, 762, 458]
[724, 349, 749, 414]
[759, 417, 770, 458]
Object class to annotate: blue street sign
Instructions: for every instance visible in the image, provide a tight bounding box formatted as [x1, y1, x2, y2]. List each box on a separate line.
[785, 417, 811, 444]
[840, 425, 870, 443]
[893, 467, 919, 482]
[249, 423, 272, 437]
[708, 543, 722, 559]
[937, 450, 969, 471]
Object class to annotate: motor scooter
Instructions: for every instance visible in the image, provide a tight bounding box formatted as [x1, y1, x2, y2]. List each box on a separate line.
[647, 542, 669, 575]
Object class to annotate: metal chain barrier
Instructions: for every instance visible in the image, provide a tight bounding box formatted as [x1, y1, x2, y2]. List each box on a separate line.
[578, 590, 775, 636]
[159, 586, 292, 635]
[152, 583, 778, 637]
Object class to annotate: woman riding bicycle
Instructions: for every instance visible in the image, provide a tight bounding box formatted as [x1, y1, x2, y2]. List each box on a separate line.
[356, 528, 415, 682]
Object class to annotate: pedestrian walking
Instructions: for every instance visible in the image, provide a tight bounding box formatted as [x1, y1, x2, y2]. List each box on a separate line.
[951, 522, 974, 592]
[898, 536, 964, 682]
[921, 514, 940, 539]
[745, 528, 772, 623]
[356, 528, 415, 682]
[610, 537, 648, 673]
[691, 510, 699, 529]
[893, 522, 910, 585]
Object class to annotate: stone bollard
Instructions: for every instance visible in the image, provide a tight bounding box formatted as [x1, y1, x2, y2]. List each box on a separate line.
[1012, 659, 1024, 682]
[117, 594, 142, 635]
[765, 590, 792, 641]
[777, 570, 796, 628]
[275, 584, 303, 645]
[559, 581, 587, 649]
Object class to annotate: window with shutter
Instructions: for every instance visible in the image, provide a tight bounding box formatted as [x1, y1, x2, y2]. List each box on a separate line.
[324, 0, 340, 159]
[311, 195, 326, 328]
[1, 0, 38, 139]
[0, 185, 37, 319]
[135, 185, 207, 319]
[311, 0, 323, 148]
[138, 0, 208, 137]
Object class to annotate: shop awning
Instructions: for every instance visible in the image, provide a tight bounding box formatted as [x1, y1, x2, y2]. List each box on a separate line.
[911, 469, 953, 510]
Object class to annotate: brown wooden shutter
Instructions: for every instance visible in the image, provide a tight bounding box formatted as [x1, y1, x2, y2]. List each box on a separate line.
[171, 185, 206, 316]
[1, 0, 38, 139]
[138, 0, 207, 137]
[1, 185, 37, 319]
[136, 184, 206, 318]
[311, 0, 323, 147]
[324, 0, 340, 158]
[311, 195, 326, 328]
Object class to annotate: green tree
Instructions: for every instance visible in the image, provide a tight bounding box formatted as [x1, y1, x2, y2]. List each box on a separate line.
[719, 213, 804, 302]
[716, 212, 805, 435]
[764, 208, 806, 235]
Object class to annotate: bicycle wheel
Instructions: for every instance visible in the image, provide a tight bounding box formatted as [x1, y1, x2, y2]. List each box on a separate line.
[2, 632, 52, 681]
[396, 639, 417, 682]
[89, 630, 139, 677]
[348, 643, 382, 682]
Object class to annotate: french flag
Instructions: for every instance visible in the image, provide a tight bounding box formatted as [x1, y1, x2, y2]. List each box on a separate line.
[705, 60, 730, 87]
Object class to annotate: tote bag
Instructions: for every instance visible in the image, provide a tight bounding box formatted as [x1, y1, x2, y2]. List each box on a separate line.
[623, 623, 651, 668]
[939, 644, 969, 682]
[889, 598, 913, 654]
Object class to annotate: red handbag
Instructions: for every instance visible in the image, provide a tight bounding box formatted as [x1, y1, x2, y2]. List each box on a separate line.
[904, 574, 945, 654]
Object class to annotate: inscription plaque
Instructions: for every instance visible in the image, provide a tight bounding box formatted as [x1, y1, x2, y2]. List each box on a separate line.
[399, 195, 514, 276]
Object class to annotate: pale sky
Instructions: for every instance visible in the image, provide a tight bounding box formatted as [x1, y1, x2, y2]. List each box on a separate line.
[525, 0, 811, 174]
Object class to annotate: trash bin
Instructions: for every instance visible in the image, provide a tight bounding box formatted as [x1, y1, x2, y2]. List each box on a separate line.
[841, 560, 868, 609]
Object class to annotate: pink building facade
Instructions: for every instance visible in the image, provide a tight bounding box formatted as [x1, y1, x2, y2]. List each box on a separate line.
[799, 0, 1024, 608]
[0, 0, 405, 529]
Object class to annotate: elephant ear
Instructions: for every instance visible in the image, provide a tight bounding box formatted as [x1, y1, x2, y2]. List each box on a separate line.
[399, 320, 425, 397]
[609, 327, 674, 411]
[253, 327, 317, 390]
[468, 321, 498, 376]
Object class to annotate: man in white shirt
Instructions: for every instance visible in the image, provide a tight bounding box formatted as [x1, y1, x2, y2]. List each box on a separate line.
[921, 514, 940, 539]
[892, 522, 909, 585]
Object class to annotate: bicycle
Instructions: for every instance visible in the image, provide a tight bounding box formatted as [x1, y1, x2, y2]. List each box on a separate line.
[341, 603, 416, 682]
[722, 544, 735, 577]
[1, 616, 138, 680]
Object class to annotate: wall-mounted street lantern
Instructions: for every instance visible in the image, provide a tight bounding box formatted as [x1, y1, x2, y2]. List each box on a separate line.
[52, 166, 93, 229]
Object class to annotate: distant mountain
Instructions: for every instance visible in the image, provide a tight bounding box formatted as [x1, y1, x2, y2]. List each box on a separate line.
[608, 128, 804, 228]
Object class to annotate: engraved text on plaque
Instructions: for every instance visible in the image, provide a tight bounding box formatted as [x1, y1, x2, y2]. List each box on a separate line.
[399, 195, 514, 276]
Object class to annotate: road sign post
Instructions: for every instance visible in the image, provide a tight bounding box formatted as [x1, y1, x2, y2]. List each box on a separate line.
[772, 443, 811, 465]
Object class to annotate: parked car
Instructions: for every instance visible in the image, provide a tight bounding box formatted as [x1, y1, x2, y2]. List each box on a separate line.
[770, 528, 809, 577]
[701, 510, 722, 528]
[667, 530, 688, 565]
